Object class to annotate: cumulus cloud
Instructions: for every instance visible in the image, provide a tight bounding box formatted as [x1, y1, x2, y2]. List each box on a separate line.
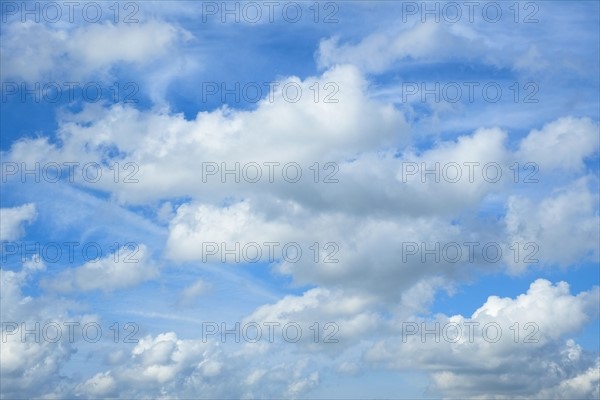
[75, 371, 117, 397]
[504, 177, 600, 272]
[2, 64, 407, 204]
[164, 197, 497, 302]
[535, 359, 600, 399]
[1, 2, 597, 397]
[517, 117, 600, 173]
[41, 244, 158, 292]
[365, 279, 600, 398]
[244, 287, 380, 349]
[4, 104, 591, 302]
[0, 203, 36, 241]
[0, 20, 190, 82]
[0, 258, 96, 398]
[73, 331, 326, 398]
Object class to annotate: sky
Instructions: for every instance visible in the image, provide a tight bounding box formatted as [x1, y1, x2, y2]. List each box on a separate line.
[0, 1, 599, 398]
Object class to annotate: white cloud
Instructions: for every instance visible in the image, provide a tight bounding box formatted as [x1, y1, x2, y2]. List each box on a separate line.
[517, 117, 599, 173]
[75, 371, 117, 397]
[315, 19, 547, 75]
[505, 177, 600, 272]
[2, 64, 408, 204]
[75, 331, 326, 398]
[4, 108, 596, 300]
[0, 20, 190, 82]
[0, 259, 97, 398]
[0, 203, 36, 241]
[365, 279, 600, 398]
[179, 279, 210, 306]
[0, 4, 597, 397]
[535, 359, 600, 399]
[42, 244, 158, 292]
[244, 287, 380, 349]
[165, 201, 294, 262]
[316, 3, 596, 77]
[317, 22, 489, 73]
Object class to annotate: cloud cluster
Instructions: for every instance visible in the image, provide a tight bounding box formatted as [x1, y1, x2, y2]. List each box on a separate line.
[365, 279, 600, 398]
[1, 1, 598, 398]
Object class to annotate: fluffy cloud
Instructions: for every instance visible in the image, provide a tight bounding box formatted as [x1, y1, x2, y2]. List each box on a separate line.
[517, 117, 600, 173]
[318, 21, 489, 73]
[41, 244, 158, 292]
[365, 279, 600, 398]
[2, 64, 407, 205]
[164, 197, 500, 302]
[1, 258, 95, 398]
[75, 371, 117, 397]
[5, 100, 595, 223]
[3, 103, 588, 300]
[0, 20, 190, 82]
[244, 287, 380, 349]
[535, 359, 600, 399]
[73, 331, 325, 398]
[316, 3, 595, 77]
[1, 2, 597, 397]
[0, 203, 36, 241]
[504, 177, 600, 272]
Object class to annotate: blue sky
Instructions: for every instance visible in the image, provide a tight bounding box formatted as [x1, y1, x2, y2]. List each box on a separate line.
[1, 1, 599, 398]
